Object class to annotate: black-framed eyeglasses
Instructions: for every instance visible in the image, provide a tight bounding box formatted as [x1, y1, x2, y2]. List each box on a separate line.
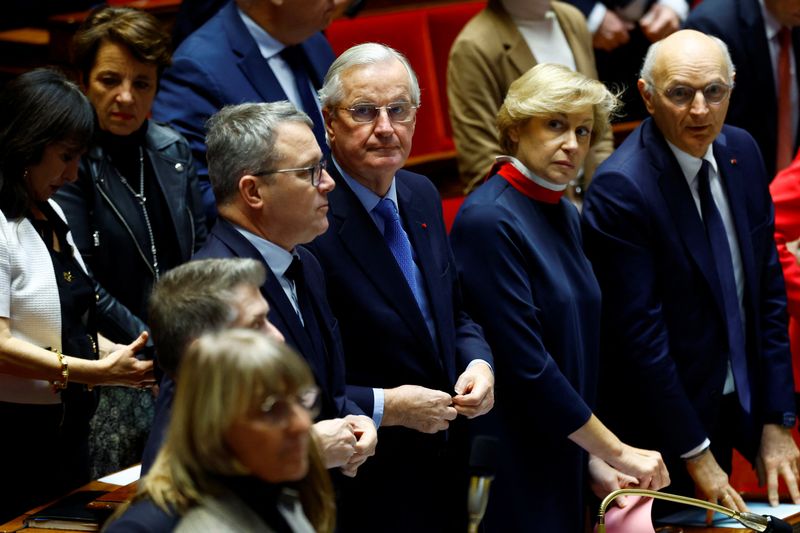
[339, 102, 419, 123]
[655, 82, 732, 107]
[258, 385, 321, 427]
[254, 159, 327, 187]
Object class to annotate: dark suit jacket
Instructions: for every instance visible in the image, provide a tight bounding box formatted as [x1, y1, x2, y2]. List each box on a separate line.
[685, 0, 800, 179]
[193, 217, 361, 420]
[582, 119, 794, 465]
[151, 0, 334, 218]
[308, 166, 492, 532]
[140, 218, 362, 475]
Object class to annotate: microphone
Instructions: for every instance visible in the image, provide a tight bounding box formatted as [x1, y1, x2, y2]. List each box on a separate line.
[596, 488, 792, 533]
[467, 435, 498, 533]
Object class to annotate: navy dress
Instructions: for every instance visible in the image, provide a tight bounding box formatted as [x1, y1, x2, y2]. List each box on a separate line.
[450, 166, 600, 532]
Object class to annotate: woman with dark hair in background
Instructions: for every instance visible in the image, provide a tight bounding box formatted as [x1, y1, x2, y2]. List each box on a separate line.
[0, 68, 153, 522]
[55, 6, 207, 477]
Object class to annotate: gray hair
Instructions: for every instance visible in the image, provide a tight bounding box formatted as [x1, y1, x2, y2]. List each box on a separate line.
[318, 42, 421, 107]
[147, 257, 267, 377]
[205, 101, 313, 204]
[640, 34, 735, 94]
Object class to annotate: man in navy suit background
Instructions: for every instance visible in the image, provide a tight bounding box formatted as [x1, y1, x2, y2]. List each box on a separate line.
[309, 43, 495, 532]
[582, 29, 800, 513]
[194, 101, 377, 477]
[685, 0, 800, 179]
[152, 0, 336, 223]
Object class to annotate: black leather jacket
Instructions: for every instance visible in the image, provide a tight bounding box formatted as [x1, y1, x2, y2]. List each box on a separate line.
[56, 120, 207, 344]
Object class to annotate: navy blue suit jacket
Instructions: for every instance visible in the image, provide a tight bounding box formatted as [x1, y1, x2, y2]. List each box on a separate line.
[151, 0, 334, 216]
[308, 166, 492, 532]
[140, 219, 362, 475]
[582, 119, 794, 460]
[309, 168, 492, 415]
[684, 0, 800, 179]
[194, 217, 362, 420]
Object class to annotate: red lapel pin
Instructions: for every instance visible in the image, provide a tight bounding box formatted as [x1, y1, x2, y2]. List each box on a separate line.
[730, 158, 737, 165]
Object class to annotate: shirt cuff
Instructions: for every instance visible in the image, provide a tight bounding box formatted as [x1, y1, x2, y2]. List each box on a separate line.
[681, 438, 711, 460]
[466, 359, 494, 374]
[372, 387, 385, 427]
[586, 3, 607, 34]
[656, 0, 689, 20]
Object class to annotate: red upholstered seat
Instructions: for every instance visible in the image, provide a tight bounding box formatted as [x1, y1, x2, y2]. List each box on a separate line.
[425, 2, 486, 142]
[326, 10, 447, 160]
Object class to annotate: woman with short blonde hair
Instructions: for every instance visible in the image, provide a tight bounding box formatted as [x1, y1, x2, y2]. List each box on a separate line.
[451, 63, 668, 530]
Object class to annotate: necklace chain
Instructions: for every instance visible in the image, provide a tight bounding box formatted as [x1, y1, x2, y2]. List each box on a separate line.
[115, 146, 159, 280]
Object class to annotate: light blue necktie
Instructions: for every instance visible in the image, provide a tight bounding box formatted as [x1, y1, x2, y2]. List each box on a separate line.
[373, 198, 421, 303]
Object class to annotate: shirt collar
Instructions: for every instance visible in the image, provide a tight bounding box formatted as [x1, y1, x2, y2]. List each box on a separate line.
[496, 155, 568, 191]
[333, 156, 400, 213]
[232, 223, 295, 277]
[759, 0, 783, 41]
[237, 6, 285, 60]
[666, 141, 718, 188]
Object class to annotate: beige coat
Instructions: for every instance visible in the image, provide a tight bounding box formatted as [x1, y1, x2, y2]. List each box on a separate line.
[448, 0, 614, 192]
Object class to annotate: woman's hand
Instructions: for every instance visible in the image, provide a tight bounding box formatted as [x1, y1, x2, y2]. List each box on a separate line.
[609, 443, 670, 491]
[588, 455, 638, 506]
[96, 331, 154, 387]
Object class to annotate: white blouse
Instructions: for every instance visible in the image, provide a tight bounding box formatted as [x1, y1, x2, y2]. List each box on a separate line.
[0, 200, 89, 404]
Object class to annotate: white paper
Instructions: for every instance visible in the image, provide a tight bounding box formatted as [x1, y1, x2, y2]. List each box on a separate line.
[97, 464, 141, 486]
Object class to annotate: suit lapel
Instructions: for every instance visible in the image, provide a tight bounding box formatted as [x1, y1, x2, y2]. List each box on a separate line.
[223, 3, 288, 103]
[489, 4, 535, 77]
[713, 138, 759, 318]
[212, 219, 329, 392]
[396, 177, 445, 347]
[328, 168, 438, 355]
[646, 123, 727, 320]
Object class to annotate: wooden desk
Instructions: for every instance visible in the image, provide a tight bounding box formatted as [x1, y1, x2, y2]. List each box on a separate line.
[0, 480, 136, 533]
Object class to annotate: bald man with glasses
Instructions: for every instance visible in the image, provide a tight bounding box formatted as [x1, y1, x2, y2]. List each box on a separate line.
[308, 43, 494, 532]
[582, 29, 800, 516]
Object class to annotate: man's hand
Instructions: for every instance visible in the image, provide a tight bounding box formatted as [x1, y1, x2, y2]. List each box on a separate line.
[312, 418, 357, 469]
[452, 362, 494, 418]
[639, 4, 680, 43]
[588, 455, 639, 506]
[339, 414, 378, 477]
[382, 384, 457, 433]
[593, 10, 634, 52]
[757, 424, 800, 506]
[685, 449, 747, 523]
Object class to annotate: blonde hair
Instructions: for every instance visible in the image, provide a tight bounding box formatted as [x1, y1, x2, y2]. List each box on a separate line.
[131, 330, 335, 531]
[496, 63, 620, 154]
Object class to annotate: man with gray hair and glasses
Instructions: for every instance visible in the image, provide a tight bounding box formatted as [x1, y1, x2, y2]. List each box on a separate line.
[583, 29, 800, 517]
[308, 42, 495, 532]
[195, 101, 377, 480]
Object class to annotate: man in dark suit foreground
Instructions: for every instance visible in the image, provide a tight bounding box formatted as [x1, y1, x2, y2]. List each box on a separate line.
[309, 43, 495, 532]
[582, 29, 800, 513]
[114, 257, 284, 529]
[195, 101, 377, 477]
